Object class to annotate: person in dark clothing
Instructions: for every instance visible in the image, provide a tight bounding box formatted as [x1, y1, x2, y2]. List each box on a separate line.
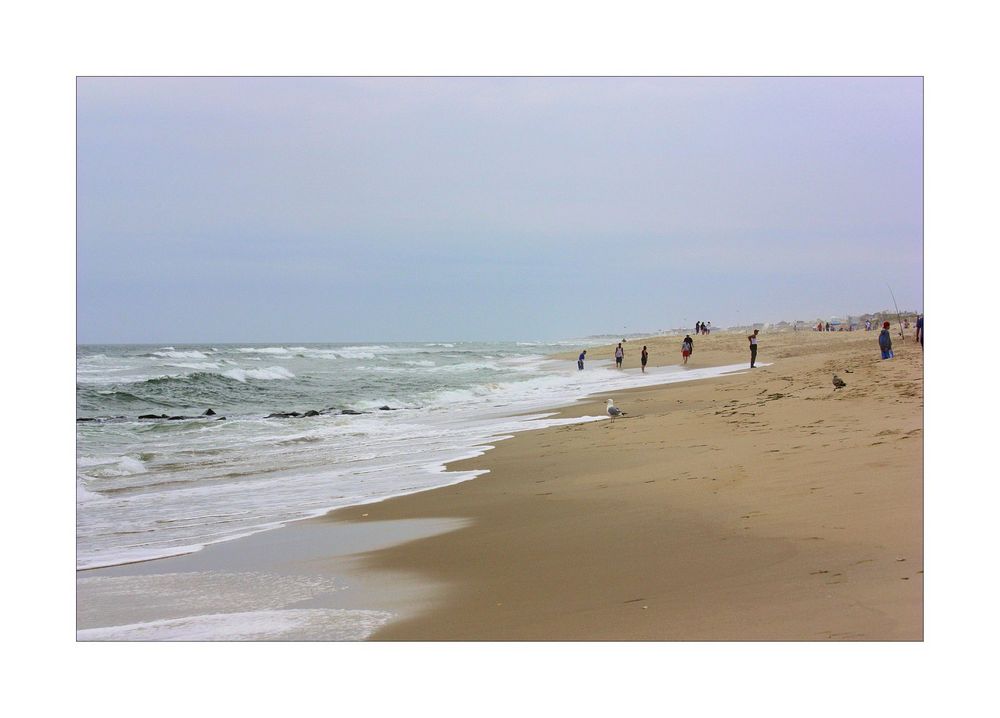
[578, 350, 586, 370]
[879, 322, 894, 359]
[916, 315, 923, 347]
[681, 335, 693, 365]
[748, 329, 759, 368]
[641, 346, 648, 373]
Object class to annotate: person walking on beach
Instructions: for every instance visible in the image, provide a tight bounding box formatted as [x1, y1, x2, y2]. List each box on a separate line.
[681, 334, 693, 364]
[916, 315, 923, 347]
[641, 345, 648, 373]
[878, 322, 894, 359]
[614, 343, 625, 369]
[578, 350, 586, 370]
[748, 329, 759, 368]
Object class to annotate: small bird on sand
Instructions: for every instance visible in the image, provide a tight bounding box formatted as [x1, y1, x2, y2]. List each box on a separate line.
[606, 398, 624, 422]
[832, 374, 847, 390]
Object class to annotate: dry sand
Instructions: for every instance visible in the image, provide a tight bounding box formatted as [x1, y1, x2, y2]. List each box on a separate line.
[326, 327, 923, 641]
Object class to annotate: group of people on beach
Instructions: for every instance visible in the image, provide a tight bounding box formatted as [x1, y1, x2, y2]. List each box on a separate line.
[578, 335, 697, 373]
[577, 313, 922, 375]
[694, 321, 711, 335]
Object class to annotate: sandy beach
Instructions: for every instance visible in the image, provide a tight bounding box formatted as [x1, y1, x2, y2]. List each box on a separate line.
[76, 326, 923, 641]
[325, 327, 923, 640]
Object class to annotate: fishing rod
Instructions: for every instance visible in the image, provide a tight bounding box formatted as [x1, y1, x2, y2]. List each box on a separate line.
[887, 284, 905, 340]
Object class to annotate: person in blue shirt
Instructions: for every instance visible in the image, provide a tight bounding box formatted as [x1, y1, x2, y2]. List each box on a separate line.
[879, 322, 894, 359]
[578, 350, 586, 370]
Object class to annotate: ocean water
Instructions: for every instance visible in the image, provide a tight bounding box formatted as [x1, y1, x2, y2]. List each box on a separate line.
[77, 341, 742, 572]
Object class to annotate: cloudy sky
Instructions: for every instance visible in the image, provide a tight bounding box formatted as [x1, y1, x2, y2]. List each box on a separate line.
[77, 76, 922, 343]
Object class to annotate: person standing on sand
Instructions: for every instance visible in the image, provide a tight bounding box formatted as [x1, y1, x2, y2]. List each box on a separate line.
[641, 346, 648, 372]
[578, 350, 586, 370]
[916, 315, 923, 347]
[748, 329, 759, 368]
[879, 322, 894, 359]
[615, 343, 625, 369]
[681, 335, 693, 364]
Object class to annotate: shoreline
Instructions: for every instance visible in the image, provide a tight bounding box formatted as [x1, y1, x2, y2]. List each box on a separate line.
[75, 337, 743, 572]
[77, 328, 923, 640]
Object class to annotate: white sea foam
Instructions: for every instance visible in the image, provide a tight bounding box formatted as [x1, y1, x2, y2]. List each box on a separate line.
[78, 455, 147, 478]
[154, 350, 209, 359]
[166, 361, 222, 370]
[221, 366, 295, 382]
[77, 609, 394, 641]
[253, 347, 292, 355]
[77, 479, 102, 503]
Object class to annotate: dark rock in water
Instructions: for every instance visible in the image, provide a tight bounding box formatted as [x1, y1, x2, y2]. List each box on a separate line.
[378, 405, 396, 411]
[340, 409, 364, 415]
[139, 414, 168, 420]
[77, 417, 97, 422]
[216, 416, 226, 421]
[266, 411, 301, 418]
[203, 408, 216, 416]
[303, 410, 320, 417]
[168, 416, 190, 420]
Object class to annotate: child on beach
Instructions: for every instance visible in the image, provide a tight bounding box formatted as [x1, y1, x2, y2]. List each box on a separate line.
[878, 322, 894, 359]
[681, 335, 693, 364]
[615, 343, 624, 369]
[641, 346, 648, 372]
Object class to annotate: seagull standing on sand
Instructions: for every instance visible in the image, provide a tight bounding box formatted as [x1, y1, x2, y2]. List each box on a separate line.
[832, 374, 847, 390]
[606, 398, 624, 422]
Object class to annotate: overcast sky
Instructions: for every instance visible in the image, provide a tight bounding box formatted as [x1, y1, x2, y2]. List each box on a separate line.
[77, 76, 922, 343]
